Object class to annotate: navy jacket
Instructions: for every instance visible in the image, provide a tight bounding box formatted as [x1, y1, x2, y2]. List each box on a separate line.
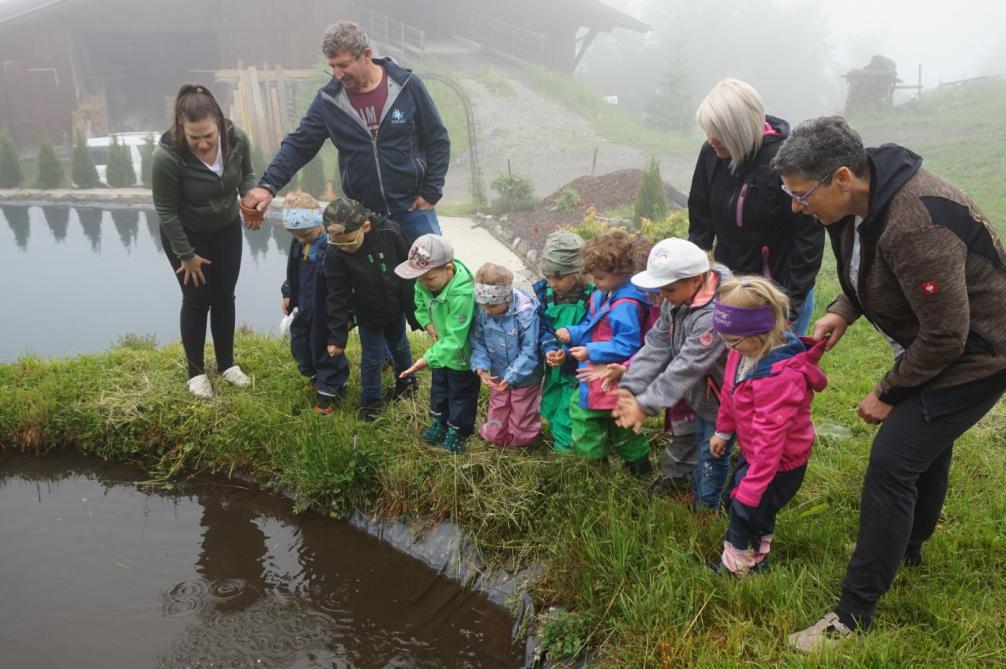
[260, 58, 450, 218]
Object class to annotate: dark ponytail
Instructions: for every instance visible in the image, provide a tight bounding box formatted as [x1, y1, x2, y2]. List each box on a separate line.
[170, 83, 229, 160]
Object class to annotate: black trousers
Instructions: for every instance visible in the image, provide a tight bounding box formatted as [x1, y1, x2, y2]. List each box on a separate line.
[429, 367, 480, 436]
[836, 371, 1006, 628]
[161, 219, 242, 378]
[725, 454, 807, 550]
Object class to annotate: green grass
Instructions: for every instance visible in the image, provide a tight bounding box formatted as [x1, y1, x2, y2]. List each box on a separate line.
[2, 277, 1005, 666]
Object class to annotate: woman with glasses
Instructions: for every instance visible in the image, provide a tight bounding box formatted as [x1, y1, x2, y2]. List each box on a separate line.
[688, 79, 825, 335]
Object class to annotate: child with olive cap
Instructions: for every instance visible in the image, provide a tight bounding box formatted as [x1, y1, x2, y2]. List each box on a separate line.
[324, 197, 419, 421]
[533, 231, 596, 454]
[610, 238, 734, 508]
[396, 234, 480, 454]
[281, 192, 350, 414]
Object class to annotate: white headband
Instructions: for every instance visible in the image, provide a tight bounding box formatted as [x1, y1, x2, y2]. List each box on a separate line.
[474, 283, 512, 305]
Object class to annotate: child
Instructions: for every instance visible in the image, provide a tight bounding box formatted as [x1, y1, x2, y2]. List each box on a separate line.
[470, 263, 543, 447]
[281, 192, 349, 414]
[323, 197, 419, 421]
[554, 229, 652, 475]
[611, 238, 734, 508]
[709, 276, 827, 577]
[533, 231, 595, 454]
[395, 234, 479, 454]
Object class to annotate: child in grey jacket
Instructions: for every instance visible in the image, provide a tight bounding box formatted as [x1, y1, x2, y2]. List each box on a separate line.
[610, 238, 733, 509]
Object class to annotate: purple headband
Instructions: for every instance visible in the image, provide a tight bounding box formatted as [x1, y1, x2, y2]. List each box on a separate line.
[712, 301, 776, 336]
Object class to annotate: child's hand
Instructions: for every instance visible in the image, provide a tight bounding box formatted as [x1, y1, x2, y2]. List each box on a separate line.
[282, 297, 290, 315]
[576, 364, 608, 383]
[612, 393, 647, 433]
[554, 328, 571, 344]
[545, 349, 566, 367]
[569, 346, 589, 361]
[496, 379, 510, 392]
[600, 364, 627, 393]
[399, 357, 428, 378]
[709, 436, 729, 458]
[477, 369, 499, 389]
[327, 345, 344, 357]
[426, 324, 438, 340]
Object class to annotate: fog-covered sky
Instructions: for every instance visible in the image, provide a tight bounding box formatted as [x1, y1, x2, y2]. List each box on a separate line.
[594, 0, 1006, 121]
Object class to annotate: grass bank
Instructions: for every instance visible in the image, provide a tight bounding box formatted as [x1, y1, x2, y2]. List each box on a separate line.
[2, 260, 1005, 666]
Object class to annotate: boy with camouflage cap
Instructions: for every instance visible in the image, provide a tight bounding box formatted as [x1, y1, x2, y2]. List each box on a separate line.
[532, 231, 595, 453]
[396, 234, 479, 453]
[324, 197, 419, 421]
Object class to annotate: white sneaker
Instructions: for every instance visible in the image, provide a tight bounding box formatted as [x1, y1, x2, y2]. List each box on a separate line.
[788, 612, 855, 653]
[187, 374, 214, 398]
[221, 365, 251, 387]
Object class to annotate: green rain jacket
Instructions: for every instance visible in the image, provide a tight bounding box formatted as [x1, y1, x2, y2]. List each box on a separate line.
[151, 120, 257, 260]
[414, 259, 476, 371]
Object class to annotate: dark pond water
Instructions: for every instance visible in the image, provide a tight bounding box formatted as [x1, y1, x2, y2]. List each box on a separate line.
[0, 204, 291, 362]
[0, 451, 521, 669]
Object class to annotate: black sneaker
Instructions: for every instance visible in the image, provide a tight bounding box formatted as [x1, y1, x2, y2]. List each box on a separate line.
[624, 457, 653, 478]
[359, 401, 382, 422]
[904, 544, 923, 567]
[646, 476, 692, 498]
[388, 377, 418, 401]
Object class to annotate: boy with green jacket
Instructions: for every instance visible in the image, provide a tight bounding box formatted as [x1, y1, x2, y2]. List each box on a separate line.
[396, 234, 479, 453]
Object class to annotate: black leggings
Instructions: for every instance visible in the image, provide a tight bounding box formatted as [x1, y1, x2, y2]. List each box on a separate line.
[161, 219, 243, 378]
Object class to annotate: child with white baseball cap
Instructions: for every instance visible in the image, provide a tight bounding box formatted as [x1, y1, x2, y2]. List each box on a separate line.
[610, 238, 735, 509]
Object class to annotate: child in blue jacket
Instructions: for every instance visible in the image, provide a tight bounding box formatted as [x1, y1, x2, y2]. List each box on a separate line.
[469, 263, 543, 447]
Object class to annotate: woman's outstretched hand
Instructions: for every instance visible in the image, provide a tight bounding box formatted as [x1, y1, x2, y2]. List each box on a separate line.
[177, 255, 212, 287]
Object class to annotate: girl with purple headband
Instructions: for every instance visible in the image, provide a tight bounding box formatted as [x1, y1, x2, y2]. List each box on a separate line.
[709, 276, 828, 578]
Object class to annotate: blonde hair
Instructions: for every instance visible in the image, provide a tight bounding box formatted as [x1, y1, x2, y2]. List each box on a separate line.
[717, 275, 790, 358]
[475, 262, 513, 286]
[283, 192, 320, 209]
[696, 79, 765, 172]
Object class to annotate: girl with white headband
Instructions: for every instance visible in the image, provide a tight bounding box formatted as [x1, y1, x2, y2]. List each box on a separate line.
[709, 276, 828, 578]
[468, 263, 544, 447]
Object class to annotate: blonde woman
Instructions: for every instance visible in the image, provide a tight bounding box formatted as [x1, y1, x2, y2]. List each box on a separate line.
[688, 79, 824, 335]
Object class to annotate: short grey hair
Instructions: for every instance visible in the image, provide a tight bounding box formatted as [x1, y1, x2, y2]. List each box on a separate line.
[321, 21, 370, 58]
[695, 79, 765, 172]
[772, 116, 870, 180]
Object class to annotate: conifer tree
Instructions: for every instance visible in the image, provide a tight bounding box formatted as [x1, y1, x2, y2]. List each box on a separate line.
[36, 137, 65, 188]
[71, 134, 100, 188]
[0, 124, 24, 188]
[140, 134, 156, 188]
[634, 156, 669, 224]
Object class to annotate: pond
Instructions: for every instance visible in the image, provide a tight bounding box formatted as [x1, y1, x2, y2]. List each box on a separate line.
[0, 450, 522, 668]
[0, 203, 291, 362]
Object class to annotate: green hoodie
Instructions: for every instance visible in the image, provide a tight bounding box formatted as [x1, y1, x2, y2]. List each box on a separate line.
[414, 259, 476, 371]
[151, 120, 257, 260]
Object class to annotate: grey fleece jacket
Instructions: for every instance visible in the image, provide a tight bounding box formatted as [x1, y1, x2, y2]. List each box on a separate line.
[619, 267, 732, 422]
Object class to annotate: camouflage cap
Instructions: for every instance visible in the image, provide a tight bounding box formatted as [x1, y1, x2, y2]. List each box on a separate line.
[539, 231, 585, 276]
[323, 197, 368, 233]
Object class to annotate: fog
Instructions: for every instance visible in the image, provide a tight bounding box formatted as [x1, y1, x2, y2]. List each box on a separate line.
[585, 0, 1006, 126]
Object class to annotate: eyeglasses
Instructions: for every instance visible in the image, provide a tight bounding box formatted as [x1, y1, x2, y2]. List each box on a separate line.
[327, 226, 365, 248]
[721, 335, 747, 349]
[781, 170, 836, 207]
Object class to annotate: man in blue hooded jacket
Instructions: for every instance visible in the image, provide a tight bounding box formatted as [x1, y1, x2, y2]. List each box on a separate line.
[242, 21, 450, 243]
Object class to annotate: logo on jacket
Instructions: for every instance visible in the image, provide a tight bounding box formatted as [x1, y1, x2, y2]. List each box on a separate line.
[390, 108, 406, 124]
[921, 280, 939, 296]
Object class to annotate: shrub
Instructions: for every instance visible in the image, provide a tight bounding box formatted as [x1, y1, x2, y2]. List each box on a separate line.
[639, 209, 689, 241]
[106, 136, 136, 187]
[139, 134, 156, 188]
[539, 608, 589, 662]
[633, 156, 668, 224]
[490, 172, 536, 214]
[551, 187, 581, 212]
[35, 138, 65, 188]
[571, 207, 608, 241]
[71, 134, 100, 188]
[0, 124, 23, 187]
[299, 155, 326, 198]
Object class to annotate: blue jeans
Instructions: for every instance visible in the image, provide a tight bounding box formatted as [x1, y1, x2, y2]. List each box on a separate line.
[357, 315, 414, 404]
[790, 286, 816, 336]
[393, 208, 441, 244]
[693, 416, 734, 509]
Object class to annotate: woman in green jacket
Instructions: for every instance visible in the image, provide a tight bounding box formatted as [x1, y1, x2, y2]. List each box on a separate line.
[152, 83, 258, 397]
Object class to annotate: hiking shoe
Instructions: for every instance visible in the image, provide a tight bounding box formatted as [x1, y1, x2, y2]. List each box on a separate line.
[789, 612, 855, 653]
[625, 457, 653, 478]
[441, 427, 467, 454]
[187, 373, 214, 398]
[313, 393, 336, 415]
[221, 365, 251, 387]
[904, 544, 923, 567]
[646, 476, 692, 498]
[388, 376, 418, 401]
[421, 420, 448, 444]
[359, 401, 383, 422]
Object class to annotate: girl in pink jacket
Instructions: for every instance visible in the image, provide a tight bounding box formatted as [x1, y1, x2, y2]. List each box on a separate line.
[709, 277, 828, 577]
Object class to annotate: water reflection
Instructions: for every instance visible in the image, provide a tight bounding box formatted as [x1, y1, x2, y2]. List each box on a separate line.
[43, 206, 70, 242]
[0, 451, 521, 669]
[78, 206, 103, 252]
[110, 209, 141, 251]
[2, 204, 30, 250]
